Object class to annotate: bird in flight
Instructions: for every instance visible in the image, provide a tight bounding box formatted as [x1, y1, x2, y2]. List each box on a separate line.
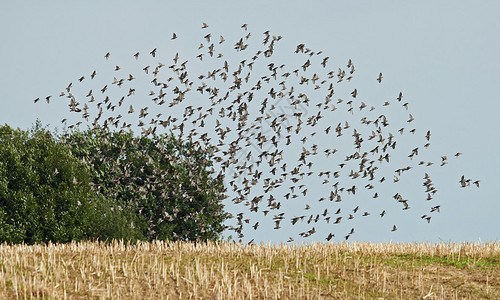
[34, 24, 479, 244]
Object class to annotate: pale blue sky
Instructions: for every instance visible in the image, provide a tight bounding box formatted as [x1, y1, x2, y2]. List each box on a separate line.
[1, 1, 499, 244]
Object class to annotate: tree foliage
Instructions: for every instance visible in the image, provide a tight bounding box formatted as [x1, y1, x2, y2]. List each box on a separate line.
[64, 128, 227, 242]
[0, 123, 227, 244]
[0, 123, 95, 244]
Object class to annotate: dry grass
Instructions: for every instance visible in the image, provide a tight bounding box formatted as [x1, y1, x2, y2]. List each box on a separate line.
[0, 240, 498, 299]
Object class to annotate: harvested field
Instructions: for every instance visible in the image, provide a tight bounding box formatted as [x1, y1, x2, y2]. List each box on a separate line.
[0, 240, 498, 299]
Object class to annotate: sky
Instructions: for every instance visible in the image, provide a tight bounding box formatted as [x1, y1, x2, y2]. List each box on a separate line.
[1, 1, 499, 244]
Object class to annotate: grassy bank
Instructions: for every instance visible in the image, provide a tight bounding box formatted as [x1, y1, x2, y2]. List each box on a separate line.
[0, 240, 498, 299]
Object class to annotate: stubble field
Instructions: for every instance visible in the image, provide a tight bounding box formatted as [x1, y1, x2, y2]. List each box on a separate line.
[0, 240, 498, 299]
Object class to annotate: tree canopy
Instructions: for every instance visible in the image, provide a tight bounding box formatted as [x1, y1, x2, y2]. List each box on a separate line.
[0, 123, 95, 244]
[0, 123, 227, 244]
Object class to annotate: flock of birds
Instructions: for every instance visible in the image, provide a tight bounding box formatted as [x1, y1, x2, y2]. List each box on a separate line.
[35, 23, 480, 243]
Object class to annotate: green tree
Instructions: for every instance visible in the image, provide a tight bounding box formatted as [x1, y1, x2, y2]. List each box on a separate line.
[64, 128, 227, 242]
[0, 123, 96, 244]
